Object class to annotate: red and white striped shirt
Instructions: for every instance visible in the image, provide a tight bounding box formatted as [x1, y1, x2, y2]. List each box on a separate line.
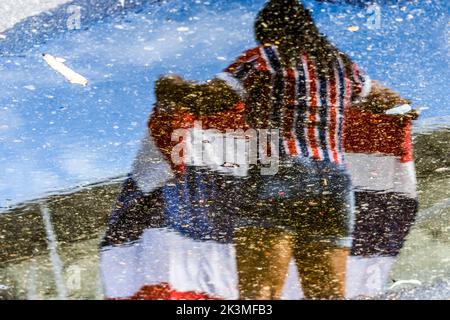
[217, 45, 371, 165]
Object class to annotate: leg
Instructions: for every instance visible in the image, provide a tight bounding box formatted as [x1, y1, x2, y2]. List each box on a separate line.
[291, 165, 353, 299]
[234, 227, 293, 300]
[293, 240, 349, 299]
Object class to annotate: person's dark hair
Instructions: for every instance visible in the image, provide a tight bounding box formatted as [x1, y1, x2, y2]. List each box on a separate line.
[255, 0, 352, 77]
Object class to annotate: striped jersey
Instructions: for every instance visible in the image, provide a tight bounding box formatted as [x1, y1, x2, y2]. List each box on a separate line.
[216, 45, 371, 165]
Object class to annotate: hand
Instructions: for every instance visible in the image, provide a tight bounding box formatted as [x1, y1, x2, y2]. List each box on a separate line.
[401, 109, 420, 120]
[356, 80, 412, 114]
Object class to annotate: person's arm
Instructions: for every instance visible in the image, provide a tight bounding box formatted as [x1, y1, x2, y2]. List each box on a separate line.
[155, 74, 241, 115]
[355, 80, 419, 119]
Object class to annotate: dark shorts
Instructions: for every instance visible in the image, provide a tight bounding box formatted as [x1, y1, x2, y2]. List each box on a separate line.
[236, 157, 354, 248]
[149, 158, 354, 247]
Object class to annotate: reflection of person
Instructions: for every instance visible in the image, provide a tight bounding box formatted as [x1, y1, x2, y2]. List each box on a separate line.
[101, 0, 420, 300]
[156, 0, 418, 299]
[235, 227, 349, 299]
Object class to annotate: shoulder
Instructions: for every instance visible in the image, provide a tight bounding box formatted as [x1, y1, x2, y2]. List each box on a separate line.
[226, 46, 262, 71]
[239, 46, 263, 61]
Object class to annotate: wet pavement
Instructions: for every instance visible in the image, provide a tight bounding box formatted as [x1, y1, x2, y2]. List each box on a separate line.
[0, 0, 449, 300]
[1, 115, 449, 300]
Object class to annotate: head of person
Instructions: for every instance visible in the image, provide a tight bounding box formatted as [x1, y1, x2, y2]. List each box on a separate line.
[254, 0, 344, 74]
[255, 1, 320, 54]
[255, 1, 318, 42]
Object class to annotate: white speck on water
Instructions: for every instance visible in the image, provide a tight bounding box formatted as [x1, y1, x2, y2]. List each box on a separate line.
[42, 53, 88, 86]
[177, 26, 190, 32]
[390, 280, 422, 289]
[24, 85, 36, 91]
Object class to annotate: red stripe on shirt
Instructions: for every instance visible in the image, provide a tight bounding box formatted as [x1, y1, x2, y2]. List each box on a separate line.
[328, 74, 339, 163]
[305, 56, 321, 160]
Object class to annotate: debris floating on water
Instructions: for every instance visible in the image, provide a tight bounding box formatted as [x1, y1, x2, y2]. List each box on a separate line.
[347, 25, 359, 32]
[42, 53, 88, 87]
[177, 27, 190, 32]
[390, 279, 422, 289]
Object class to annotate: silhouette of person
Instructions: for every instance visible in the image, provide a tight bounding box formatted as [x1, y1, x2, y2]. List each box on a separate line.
[101, 0, 419, 300]
[155, 0, 418, 299]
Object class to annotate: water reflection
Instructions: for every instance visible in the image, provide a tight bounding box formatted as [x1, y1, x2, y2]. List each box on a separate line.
[99, 0, 419, 300]
[100, 106, 418, 299]
[4, 0, 447, 300]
